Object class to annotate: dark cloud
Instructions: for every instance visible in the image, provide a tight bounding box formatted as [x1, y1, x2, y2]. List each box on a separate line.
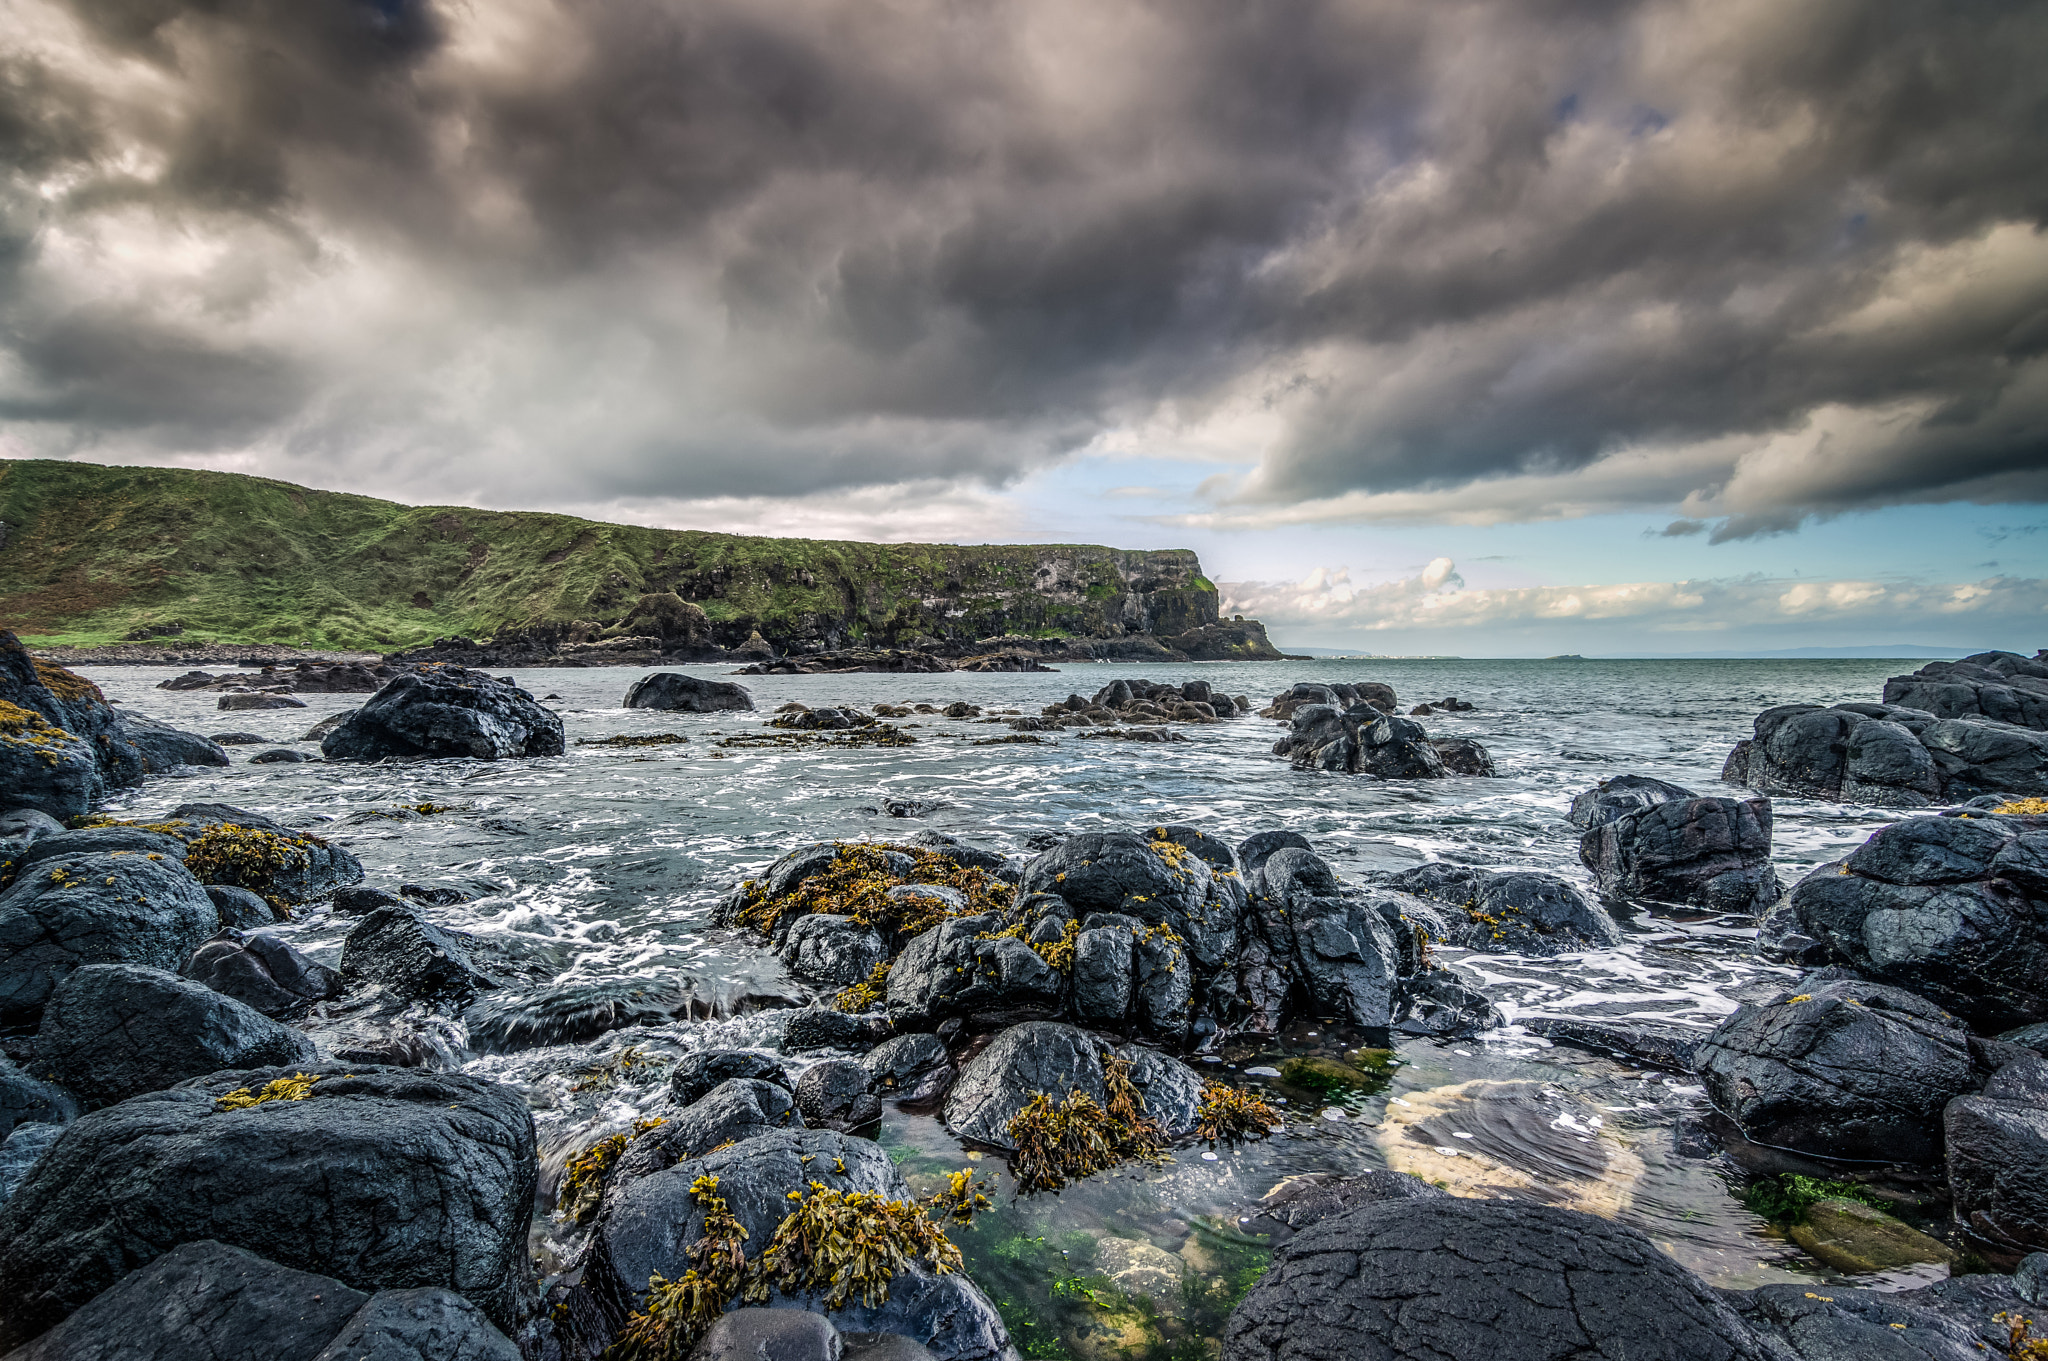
[1656, 519, 1707, 537]
[1, 0, 2045, 521]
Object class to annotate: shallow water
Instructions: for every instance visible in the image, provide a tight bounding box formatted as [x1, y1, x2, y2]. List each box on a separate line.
[80, 657, 1943, 1352]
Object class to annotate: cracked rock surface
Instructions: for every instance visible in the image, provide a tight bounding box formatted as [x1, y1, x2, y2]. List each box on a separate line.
[0, 1063, 537, 1350]
[1221, 1197, 1773, 1361]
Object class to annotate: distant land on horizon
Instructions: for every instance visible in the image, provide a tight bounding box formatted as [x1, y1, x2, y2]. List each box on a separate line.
[1282, 643, 1988, 661]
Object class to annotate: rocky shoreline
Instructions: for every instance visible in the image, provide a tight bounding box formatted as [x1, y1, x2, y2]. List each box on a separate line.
[3, 633, 2046, 1361]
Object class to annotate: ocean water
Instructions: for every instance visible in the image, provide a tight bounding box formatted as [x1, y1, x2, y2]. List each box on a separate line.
[78, 657, 1942, 1354]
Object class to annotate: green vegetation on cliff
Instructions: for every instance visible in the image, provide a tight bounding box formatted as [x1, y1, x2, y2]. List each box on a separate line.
[0, 459, 1263, 654]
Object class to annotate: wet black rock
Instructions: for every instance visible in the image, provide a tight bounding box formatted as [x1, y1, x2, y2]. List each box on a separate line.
[463, 978, 686, 1053]
[1114, 1045, 1203, 1137]
[110, 710, 232, 772]
[205, 884, 276, 929]
[943, 1021, 1106, 1148]
[780, 914, 889, 987]
[794, 1059, 883, 1133]
[1722, 703, 1943, 807]
[1579, 793, 1781, 913]
[209, 731, 268, 744]
[218, 693, 308, 711]
[0, 850, 222, 1029]
[0, 635, 143, 820]
[1566, 773, 1697, 830]
[669, 1050, 790, 1105]
[4, 825, 189, 877]
[0, 1064, 538, 1348]
[1383, 864, 1622, 955]
[622, 672, 755, 712]
[0, 1239, 369, 1361]
[0, 1122, 62, 1213]
[322, 670, 564, 762]
[1787, 813, 2048, 1030]
[1258, 681, 1397, 720]
[1695, 977, 1976, 1163]
[1522, 1016, 1701, 1071]
[1271, 705, 1456, 779]
[1392, 969, 1504, 1039]
[1017, 829, 1240, 972]
[693, 1309, 840, 1361]
[310, 1285, 522, 1361]
[166, 803, 366, 905]
[1883, 652, 2048, 731]
[1222, 1197, 1773, 1361]
[333, 884, 409, 917]
[0, 809, 63, 859]
[182, 928, 340, 1016]
[1729, 1272, 2029, 1361]
[340, 908, 501, 1004]
[1248, 1170, 1447, 1235]
[783, 1007, 893, 1051]
[590, 1129, 1012, 1361]
[1430, 737, 1497, 776]
[34, 963, 317, 1109]
[1944, 1055, 2048, 1255]
[1244, 847, 1399, 1030]
[885, 915, 1063, 1030]
[861, 1034, 953, 1103]
[250, 747, 313, 764]
[0, 1057, 73, 1143]
[615, 1078, 805, 1185]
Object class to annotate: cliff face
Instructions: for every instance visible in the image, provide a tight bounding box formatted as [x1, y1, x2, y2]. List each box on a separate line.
[0, 460, 1284, 659]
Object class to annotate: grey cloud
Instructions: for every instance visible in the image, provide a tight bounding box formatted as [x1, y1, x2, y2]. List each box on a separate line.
[1655, 519, 1707, 537]
[0, 0, 2044, 519]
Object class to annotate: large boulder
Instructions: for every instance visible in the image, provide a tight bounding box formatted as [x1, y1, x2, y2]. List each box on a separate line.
[1918, 717, 2048, 799]
[165, 803, 366, 905]
[34, 964, 317, 1109]
[668, 1050, 791, 1106]
[1944, 1055, 2048, 1255]
[1728, 1272, 2031, 1361]
[942, 1020, 1108, 1149]
[321, 670, 564, 761]
[622, 672, 754, 713]
[1015, 829, 1240, 972]
[1695, 977, 1976, 1163]
[1787, 812, 2048, 1030]
[1566, 773, 1696, 830]
[0, 1238, 522, 1361]
[1883, 652, 2048, 731]
[0, 634, 144, 818]
[613, 1077, 804, 1185]
[182, 929, 342, 1017]
[885, 915, 1064, 1029]
[0, 809, 65, 859]
[587, 1129, 1012, 1361]
[1243, 847, 1400, 1030]
[0, 1064, 538, 1348]
[1578, 794, 1781, 913]
[1382, 865, 1622, 955]
[1269, 706, 1457, 779]
[779, 914, 888, 987]
[1724, 699, 2048, 804]
[109, 710, 232, 773]
[1222, 1197, 1773, 1361]
[0, 851, 221, 1029]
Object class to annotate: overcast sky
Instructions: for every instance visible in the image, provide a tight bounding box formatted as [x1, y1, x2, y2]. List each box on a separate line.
[2, 0, 2044, 653]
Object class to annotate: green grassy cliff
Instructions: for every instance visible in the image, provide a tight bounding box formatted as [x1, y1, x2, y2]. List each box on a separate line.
[0, 459, 1272, 656]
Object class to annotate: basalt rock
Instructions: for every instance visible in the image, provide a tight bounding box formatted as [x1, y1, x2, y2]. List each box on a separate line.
[1786, 811, 2048, 1030]
[885, 915, 1064, 1030]
[0, 851, 222, 1029]
[1724, 699, 2048, 804]
[1257, 681, 1398, 720]
[1243, 847, 1400, 1030]
[0, 635, 144, 819]
[219, 693, 308, 711]
[794, 1059, 883, 1133]
[1567, 773, 1697, 830]
[1222, 1197, 1773, 1361]
[322, 670, 564, 762]
[182, 928, 342, 1017]
[109, 710, 232, 772]
[34, 963, 318, 1109]
[462, 978, 689, 1053]
[1944, 1055, 2048, 1254]
[614, 1077, 805, 1184]
[943, 1020, 1110, 1149]
[0, 1064, 539, 1348]
[623, 672, 755, 711]
[1382, 865, 1622, 955]
[861, 1034, 953, 1103]
[1270, 705, 1457, 778]
[1695, 977, 1975, 1163]
[1578, 793, 1781, 913]
[340, 908, 502, 1004]
[668, 1050, 791, 1106]
[1883, 652, 2048, 731]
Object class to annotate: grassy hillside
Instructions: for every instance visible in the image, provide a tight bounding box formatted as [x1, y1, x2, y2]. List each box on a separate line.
[0, 459, 1230, 653]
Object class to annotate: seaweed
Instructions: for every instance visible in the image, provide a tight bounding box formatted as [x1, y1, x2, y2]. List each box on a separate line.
[1996, 1311, 2048, 1361]
[214, 1072, 322, 1112]
[1194, 1081, 1282, 1148]
[578, 733, 690, 748]
[1008, 1056, 1167, 1192]
[734, 843, 1012, 941]
[834, 960, 893, 1012]
[749, 1180, 963, 1310]
[183, 821, 329, 914]
[1740, 1173, 1890, 1225]
[558, 1117, 669, 1223]
[1991, 797, 2048, 815]
[608, 1175, 752, 1360]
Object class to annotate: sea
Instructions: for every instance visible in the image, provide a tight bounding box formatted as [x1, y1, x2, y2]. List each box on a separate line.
[76, 656, 1944, 1356]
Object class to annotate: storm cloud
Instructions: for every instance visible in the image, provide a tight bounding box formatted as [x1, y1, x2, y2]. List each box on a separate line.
[2, 0, 2045, 526]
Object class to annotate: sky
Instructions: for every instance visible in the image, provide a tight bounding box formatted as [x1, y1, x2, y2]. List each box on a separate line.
[1, 0, 2044, 655]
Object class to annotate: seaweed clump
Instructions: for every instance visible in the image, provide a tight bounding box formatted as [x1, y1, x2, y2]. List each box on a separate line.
[0, 699, 83, 768]
[183, 821, 330, 914]
[608, 1175, 752, 1361]
[215, 1072, 322, 1112]
[834, 960, 892, 1012]
[558, 1117, 669, 1223]
[1195, 1081, 1283, 1148]
[1740, 1173, 1890, 1225]
[578, 734, 689, 748]
[1007, 1056, 1167, 1192]
[1991, 796, 2048, 816]
[974, 918, 1079, 973]
[1995, 1312, 2048, 1361]
[732, 843, 1013, 942]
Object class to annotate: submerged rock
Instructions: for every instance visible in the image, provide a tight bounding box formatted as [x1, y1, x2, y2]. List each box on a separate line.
[110, 710, 232, 772]
[1695, 977, 1975, 1163]
[34, 964, 317, 1108]
[1222, 1197, 1772, 1361]
[1785, 1197, 1956, 1273]
[462, 978, 688, 1052]
[1787, 812, 2048, 1030]
[322, 670, 564, 761]
[0, 1063, 538, 1348]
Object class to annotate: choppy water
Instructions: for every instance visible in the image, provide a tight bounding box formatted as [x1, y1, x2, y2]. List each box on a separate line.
[80, 657, 1944, 1354]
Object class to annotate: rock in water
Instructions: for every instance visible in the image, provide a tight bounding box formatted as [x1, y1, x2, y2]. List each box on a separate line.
[340, 907, 501, 1003]
[1245, 847, 1400, 1029]
[1787, 812, 2048, 1030]
[1382, 865, 1621, 955]
[34, 964, 317, 1108]
[1883, 652, 2048, 730]
[943, 1021, 1107, 1149]
[0, 851, 221, 1030]
[1567, 773, 1697, 830]
[588, 1129, 1012, 1361]
[321, 670, 564, 761]
[622, 672, 755, 712]
[1222, 1197, 1773, 1361]
[1578, 793, 1781, 912]
[0, 1063, 538, 1348]
[309, 1286, 521, 1361]
[794, 1059, 883, 1132]
[1695, 977, 1975, 1163]
[0, 634, 144, 819]
[1944, 1055, 2048, 1255]
[668, 1050, 791, 1106]
[109, 711, 232, 772]
[182, 929, 341, 1017]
